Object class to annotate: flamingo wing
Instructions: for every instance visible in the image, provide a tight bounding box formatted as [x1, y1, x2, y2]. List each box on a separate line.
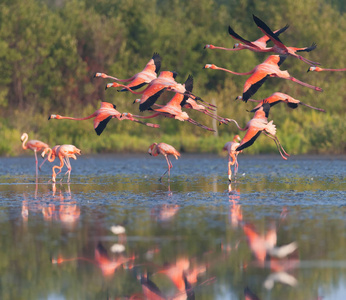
[94, 114, 113, 135]
[228, 26, 261, 49]
[255, 24, 289, 46]
[119, 79, 148, 92]
[236, 129, 262, 151]
[292, 42, 317, 53]
[253, 15, 287, 50]
[242, 70, 270, 102]
[141, 276, 166, 300]
[139, 87, 167, 112]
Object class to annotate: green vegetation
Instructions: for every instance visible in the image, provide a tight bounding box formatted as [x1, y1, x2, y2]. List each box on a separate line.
[0, 0, 345, 156]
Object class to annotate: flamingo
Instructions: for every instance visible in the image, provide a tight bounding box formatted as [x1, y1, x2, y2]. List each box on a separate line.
[39, 145, 61, 171]
[48, 102, 159, 135]
[308, 66, 346, 72]
[148, 143, 180, 181]
[204, 23, 289, 52]
[106, 71, 208, 112]
[44, 144, 81, 183]
[21, 133, 49, 176]
[226, 103, 290, 160]
[252, 15, 320, 66]
[236, 92, 326, 112]
[204, 55, 323, 102]
[132, 75, 215, 131]
[94, 52, 161, 91]
[223, 135, 241, 181]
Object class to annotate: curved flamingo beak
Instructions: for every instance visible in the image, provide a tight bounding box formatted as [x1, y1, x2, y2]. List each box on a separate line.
[94, 72, 102, 78]
[133, 99, 141, 104]
[235, 96, 242, 101]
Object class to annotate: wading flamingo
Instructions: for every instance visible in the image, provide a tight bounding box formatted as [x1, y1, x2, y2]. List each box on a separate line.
[39, 145, 61, 171]
[132, 76, 215, 131]
[106, 71, 209, 112]
[204, 55, 323, 102]
[148, 143, 180, 181]
[21, 133, 49, 176]
[307, 66, 346, 72]
[44, 144, 81, 183]
[226, 103, 290, 160]
[94, 52, 161, 91]
[48, 102, 159, 135]
[205, 24, 289, 52]
[252, 15, 320, 66]
[223, 135, 241, 181]
[236, 92, 326, 112]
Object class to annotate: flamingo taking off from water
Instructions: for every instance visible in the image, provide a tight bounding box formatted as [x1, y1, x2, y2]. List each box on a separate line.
[21, 133, 49, 176]
[226, 103, 290, 160]
[307, 66, 346, 72]
[48, 102, 159, 135]
[94, 52, 161, 91]
[223, 135, 242, 181]
[43, 144, 81, 183]
[236, 92, 326, 112]
[205, 23, 289, 52]
[252, 15, 320, 66]
[204, 55, 323, 102]
[148, 143, 180, 181]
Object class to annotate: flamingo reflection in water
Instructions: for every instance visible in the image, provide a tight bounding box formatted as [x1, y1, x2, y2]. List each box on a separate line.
[52, 242, 135, 277]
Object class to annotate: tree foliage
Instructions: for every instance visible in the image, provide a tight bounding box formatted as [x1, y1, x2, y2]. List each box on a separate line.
[0, 0, 345, 155]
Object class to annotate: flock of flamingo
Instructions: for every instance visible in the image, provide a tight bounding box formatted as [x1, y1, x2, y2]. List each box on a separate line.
[20, 15, 345, 183]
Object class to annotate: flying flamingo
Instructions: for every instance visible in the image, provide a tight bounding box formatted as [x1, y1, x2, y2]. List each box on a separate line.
[223, 135, 242, 181]
[106, 71, 209, 112]
[204, 55, 323, 102]
[236, 92, 326, 112]
[204, 23, 289, 51]
[94, 52, 161, 91]
[308, 66, 346, 72]
[132, 75, 215, 131]
[148, 143, 180, 181]
[226, 103, 290, 160]
[48, 101, 159, 135]
[252, 15, 320, 66]
[39, 145, 61, 171]
[21, 133, 49, 176]
[43, 144, 81, 183]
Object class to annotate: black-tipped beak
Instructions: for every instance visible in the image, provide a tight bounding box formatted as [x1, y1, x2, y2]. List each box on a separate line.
[93, 73, 97, 78]
[307, 68, 310, 73]
[203, 45, 206, 49]
[105, 85, 108, 90]
[234, 97, 239, 100]
[132, 100, 136, 104]
[48, 115, 51, 120]
[233, 45, 236, 49]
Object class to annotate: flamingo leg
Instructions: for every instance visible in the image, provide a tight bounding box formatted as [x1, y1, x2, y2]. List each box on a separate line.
[39, 157, 48, 171]
[277, 75, 323, 92]
[34, 150, 38, 177]
[159, 155, 171, 182]
[61, 157, 72, 182]
[263, 133, 289, 160]
[228, 158, 232, 182]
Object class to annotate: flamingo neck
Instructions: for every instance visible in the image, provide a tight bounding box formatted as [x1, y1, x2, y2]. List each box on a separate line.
[22, 135, 28, 150]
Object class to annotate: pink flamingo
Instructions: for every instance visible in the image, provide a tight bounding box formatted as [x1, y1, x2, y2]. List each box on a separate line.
[226, 103, 289, 160]
[21, 133, 49, 176]
[40, 145, 61, 171]
[94, 52, 161, 91]
[223, 135, 242, 181]
[204, 55, 323, 102]
[308, 66, 346, 72]
[148, 143, 180, 181]
[49, 102, 159, 135]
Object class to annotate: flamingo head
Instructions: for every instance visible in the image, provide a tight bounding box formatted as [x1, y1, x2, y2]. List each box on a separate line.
[307, 66, 320, 72]
[133, 99, 141, 104]
[204, 44, 214, 49]
[233, 43, 240, 49]
[20, 133, 28, 142]
[234, 135, 241, 142]
[94, 72, 105, 78]
[41, 148, 50, 158]
[148, 143, 158, 156]
[105, 82, 120, 90]
[235, 96, 242, 101]
[203, 64, 216, 69]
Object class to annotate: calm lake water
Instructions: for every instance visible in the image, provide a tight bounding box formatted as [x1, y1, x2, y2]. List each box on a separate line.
[0, 154, 345, 300]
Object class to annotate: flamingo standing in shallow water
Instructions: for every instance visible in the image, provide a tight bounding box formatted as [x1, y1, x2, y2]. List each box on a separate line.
[204, 55, 323, 102]
[226, 103, 290, 160]
[223, 135, 242, 181]
[94, 52, 161, 91]
[307, 66, 346, 72]
[21, 133, 49, 176]
[148, 143, 180, 181]
[48, 102, 159, 135]
[236, 92, 326, 112]
[205, 24, 289, 52]
[44, 144, 81, 183]
[252, 15, 320, 66]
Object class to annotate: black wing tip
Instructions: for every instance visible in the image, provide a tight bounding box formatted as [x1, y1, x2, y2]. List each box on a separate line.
[184, 75, 194, 92]
[278, 55, 287, 66]
[152, 52, 161, 73]
[172, 71, 178, 79]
